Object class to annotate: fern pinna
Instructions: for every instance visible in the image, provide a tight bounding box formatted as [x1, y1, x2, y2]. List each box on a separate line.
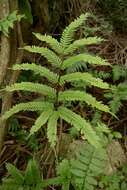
[2, 14, 111, 148]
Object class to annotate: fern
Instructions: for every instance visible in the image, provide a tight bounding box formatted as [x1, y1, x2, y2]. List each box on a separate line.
[0, 160, 43, 190]
[0, 10, 23, 36]
[70, 143, 108, 190]
[57, 159, 71, 190]
[6, 163, 24, 184]
[2, 13, 112, 148]
[105, 83, 127, 113]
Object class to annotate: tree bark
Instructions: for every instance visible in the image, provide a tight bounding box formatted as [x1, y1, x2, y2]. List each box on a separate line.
[0, 0, 23, 153]
[0, 0, 11, 153]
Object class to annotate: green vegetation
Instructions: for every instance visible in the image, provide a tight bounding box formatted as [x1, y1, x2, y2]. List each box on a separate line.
[0, 1, 127, 190]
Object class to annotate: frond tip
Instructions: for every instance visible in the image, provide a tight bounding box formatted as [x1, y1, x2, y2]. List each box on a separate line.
[60, 13, 89, 48]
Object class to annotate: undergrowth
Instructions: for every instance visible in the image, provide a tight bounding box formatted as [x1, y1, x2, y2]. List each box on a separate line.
[1, 13, 126, 190]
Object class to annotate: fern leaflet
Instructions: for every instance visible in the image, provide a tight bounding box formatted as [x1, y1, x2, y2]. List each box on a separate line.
[30, 109, 53, 136]
[5, 82, 56, 98]
[6, 163, 24, 184]
[47, 111, 59, 147]
[62, 53, 110, 69]
[58, 106, 101, 148]
[13, 63, 59, 84]
[1, 101, 53, 120]
[58, 90, 111, 113]
[33, 32, 63, 54]
[60, 72, 110, 89]
[24, 159, 42, 186]
[64, 37, 104, 54]
[24, 46, 62, 67]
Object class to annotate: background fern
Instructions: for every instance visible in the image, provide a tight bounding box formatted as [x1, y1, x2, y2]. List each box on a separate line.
[0, 10, 23, 36]
[70, 143, 108, 190]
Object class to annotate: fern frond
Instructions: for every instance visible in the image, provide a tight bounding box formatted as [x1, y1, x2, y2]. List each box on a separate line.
[58, 106, 101, 148]
[2, 101, 53, 120]
[6, 163, 24, 184]
[64, 37, 104, 54]
[24, 159, 42, 186]
[62, 53, 110, 69]
[58, 90, 111, 113]
[60, 72, 110, 89]
[33, 32, 63, 54]
[47, 111, 59, 147]
[60, 14, 89, 49]
[71, 143, 107, 190]
[30, 109, 53, 135]
[13, 63, 59, 84]
[24, 46, 62, 67]
[5, 82, 56, 98]
[0, 10, 23, 36]
[0, 179, 21, 190]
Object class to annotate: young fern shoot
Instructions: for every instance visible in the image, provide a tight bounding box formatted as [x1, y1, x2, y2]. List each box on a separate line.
[2, 14, 112, 148]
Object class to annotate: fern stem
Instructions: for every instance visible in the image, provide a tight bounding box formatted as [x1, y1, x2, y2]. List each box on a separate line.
[55, 55, 65, 108]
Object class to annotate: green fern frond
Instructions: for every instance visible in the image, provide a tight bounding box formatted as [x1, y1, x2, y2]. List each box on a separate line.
[0, 179, 21, 190]
[2, 101, 53, 120]
[60, 14, 89, 49]
[33, 32, 63, 54]
[24, 46, 62, 67]
[24, 159, 42, 186]
[60, 72, 110, 89]
[6, 163, 24, 184]
[66, 61, 87, 73]
[71, 143, 107, 190]
[30, 109, 53, 136]
[5, 82, 56, 98]
[58, 90, 111, 113]
[47, 111, 59, 147]
[62, 53, 110, 69]
[64, 37, 104, 54]
[13, 63, 59, 84]
[58, 106, 101, 148]
[0, 10, 23, 36]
